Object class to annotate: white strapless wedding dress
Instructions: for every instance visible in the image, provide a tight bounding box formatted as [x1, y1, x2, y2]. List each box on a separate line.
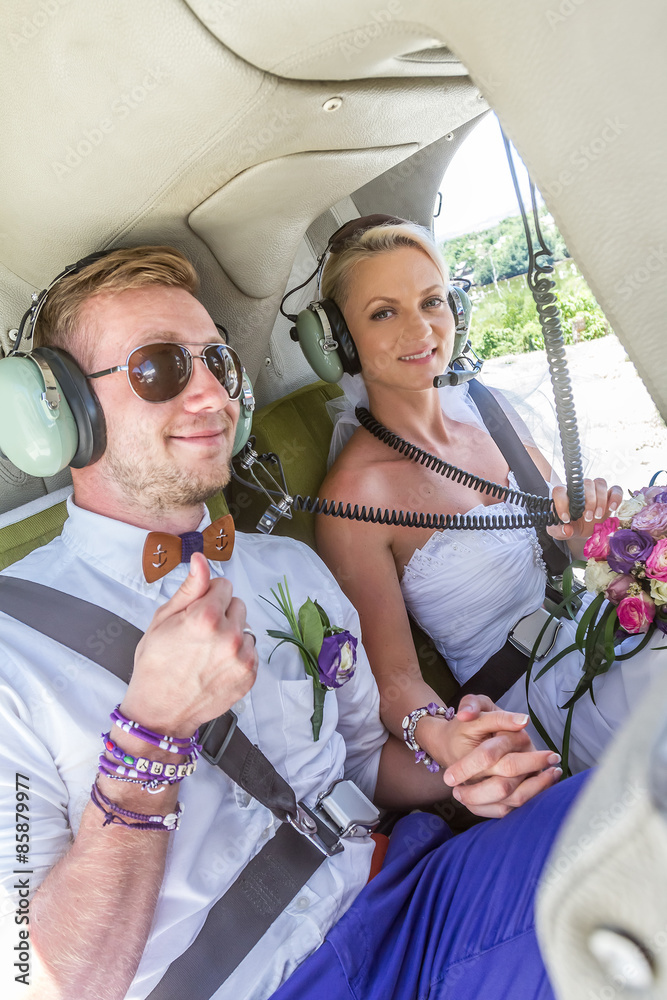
[400, 474, 665, 772]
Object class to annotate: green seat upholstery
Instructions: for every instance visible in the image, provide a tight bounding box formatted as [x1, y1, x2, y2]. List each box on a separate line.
[228, 380, 458, 705]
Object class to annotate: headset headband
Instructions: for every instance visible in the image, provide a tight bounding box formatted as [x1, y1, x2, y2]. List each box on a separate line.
[11, 250, 114, 357]
[280, 214, 410, 322]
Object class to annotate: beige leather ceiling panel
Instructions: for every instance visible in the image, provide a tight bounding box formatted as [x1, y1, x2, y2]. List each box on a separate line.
[183, 0, 466, 80]
[190, 146, 417, 298]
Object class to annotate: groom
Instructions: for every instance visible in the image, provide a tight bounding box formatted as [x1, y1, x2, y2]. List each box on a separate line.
[0, 244, 575, 1000]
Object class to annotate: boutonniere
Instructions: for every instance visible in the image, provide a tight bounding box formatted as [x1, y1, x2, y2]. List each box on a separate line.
[262, 577, 357, 740]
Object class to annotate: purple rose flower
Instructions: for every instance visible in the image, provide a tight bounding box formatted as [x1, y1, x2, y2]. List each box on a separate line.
[607, 528, 655, 573]
[654, 491, 667, 505]
[631, 502, 667, 538]
[318, 631, 358, 688]
[605, 574, 635, 604]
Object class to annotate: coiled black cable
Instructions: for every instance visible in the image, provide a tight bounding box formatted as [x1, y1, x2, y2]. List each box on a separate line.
[291, 495, 559, 530]
[354, 406, 554, 515]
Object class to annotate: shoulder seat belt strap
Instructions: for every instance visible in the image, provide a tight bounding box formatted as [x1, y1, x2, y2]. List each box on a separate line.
[467, 379, 571, 577]
[447, 381, 571, 706]
[0, 576, 340, 998]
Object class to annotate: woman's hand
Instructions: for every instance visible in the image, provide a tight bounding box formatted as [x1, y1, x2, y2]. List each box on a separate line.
[417, 695, 562, 818]
[548, 479, 623, 551]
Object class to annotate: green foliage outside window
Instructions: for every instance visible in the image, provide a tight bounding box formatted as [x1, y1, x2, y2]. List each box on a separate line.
[442, 212, 610, 359]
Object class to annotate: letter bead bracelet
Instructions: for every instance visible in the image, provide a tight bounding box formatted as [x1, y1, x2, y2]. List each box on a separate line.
[402, 703, 455, 773]
[98, 735, 198, 793]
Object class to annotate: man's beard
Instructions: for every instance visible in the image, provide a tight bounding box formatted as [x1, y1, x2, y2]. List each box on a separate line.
[102, 433, 232, 513]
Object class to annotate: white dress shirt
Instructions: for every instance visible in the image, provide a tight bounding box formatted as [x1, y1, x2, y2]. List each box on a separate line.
[0, 497, 387, 1000]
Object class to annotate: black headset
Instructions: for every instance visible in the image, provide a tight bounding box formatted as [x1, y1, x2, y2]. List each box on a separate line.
[0, 250, 254, 478]
[282, 214, 479, 386]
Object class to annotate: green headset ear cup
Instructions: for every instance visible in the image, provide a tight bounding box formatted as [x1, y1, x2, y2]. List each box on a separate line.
[0, 354, 79, 476]
[33, 347, 106, 467]
[232, 373, 254, 456]
[294, 306, 345, 382]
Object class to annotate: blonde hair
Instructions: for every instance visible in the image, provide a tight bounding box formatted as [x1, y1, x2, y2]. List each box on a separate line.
[320, 220, 449, 307]
[36, 245, 199, 355]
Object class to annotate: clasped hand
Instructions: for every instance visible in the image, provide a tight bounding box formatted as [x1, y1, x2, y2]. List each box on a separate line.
[417, 695, 562, 819]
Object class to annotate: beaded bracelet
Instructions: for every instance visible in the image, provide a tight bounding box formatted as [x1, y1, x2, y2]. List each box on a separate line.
[109, 706, 202, 756]
[90, 779, 183, 831]
[402, 702, 455, 773]
[101, 733, 198, 778]
[98, 755, 188, 794]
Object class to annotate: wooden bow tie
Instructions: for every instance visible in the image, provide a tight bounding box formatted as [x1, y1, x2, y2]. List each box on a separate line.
[142, 514, 235, 583]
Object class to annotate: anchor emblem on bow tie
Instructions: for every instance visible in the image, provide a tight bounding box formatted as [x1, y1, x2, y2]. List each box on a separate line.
[152, 544, 168, 569]
[142, 514, 235, 583]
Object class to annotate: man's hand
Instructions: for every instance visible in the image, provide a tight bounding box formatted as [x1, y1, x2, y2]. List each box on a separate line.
[548, 478, 623, 544]
[418, 695, 562, 819]
[121, 552, 258, 736]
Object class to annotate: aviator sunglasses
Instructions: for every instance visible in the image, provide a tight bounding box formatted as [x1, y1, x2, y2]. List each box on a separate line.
[87, 337, 244, 403]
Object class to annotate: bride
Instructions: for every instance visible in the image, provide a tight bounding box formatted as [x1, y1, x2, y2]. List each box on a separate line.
[314, 216, 663, 775]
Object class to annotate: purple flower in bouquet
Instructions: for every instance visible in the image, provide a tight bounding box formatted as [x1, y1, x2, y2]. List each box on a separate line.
[631, 502, 667, 538]
[617, 591, 656, 633]
[636, 485, 665, 503]
[318, 632, 358, 688]
[646, 538, 667, 582]
[583, 517, 620, 560]
[607, 529, 655, 574]
[653, 490, 667, 504]
[605, 574, 636, 604]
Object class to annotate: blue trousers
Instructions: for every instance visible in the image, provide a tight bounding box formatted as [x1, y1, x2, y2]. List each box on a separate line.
[273, 771, 589, 1000]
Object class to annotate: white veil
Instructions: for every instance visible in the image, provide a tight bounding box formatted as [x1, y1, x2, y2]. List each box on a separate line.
[326, 372, 497, 468]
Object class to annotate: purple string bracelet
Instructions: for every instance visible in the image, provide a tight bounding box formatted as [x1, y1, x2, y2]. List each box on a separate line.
[90, 778, 183, 831]
[402, 702, 455, 773]
[110, 706, 202, 756]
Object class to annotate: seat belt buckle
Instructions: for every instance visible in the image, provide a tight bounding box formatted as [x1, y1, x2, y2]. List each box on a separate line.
[508, 606, 561, 660]
[288, 803, 345, 858]
[199, 711, 238, 766]
[314, 779, 381, 839]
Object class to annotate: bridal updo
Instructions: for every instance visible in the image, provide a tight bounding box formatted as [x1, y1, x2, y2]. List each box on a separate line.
[320, 217, 449, 307]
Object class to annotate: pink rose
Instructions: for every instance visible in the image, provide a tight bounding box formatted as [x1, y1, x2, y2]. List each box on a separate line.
[617, 592, 656, 633]
[631, 503, 667, 538]
[583, 517, 620, 560]
[605, 574, 635, 604]
[646, 538, 667, 582]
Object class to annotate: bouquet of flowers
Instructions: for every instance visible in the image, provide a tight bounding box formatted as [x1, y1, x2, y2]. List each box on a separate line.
[582, 484, 667, 638]
[262, 577, 357, 740]
[529, 480, 667, 772]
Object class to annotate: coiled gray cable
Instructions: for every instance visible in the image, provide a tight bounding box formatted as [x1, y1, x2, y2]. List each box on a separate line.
[501, 130, 586, 521]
